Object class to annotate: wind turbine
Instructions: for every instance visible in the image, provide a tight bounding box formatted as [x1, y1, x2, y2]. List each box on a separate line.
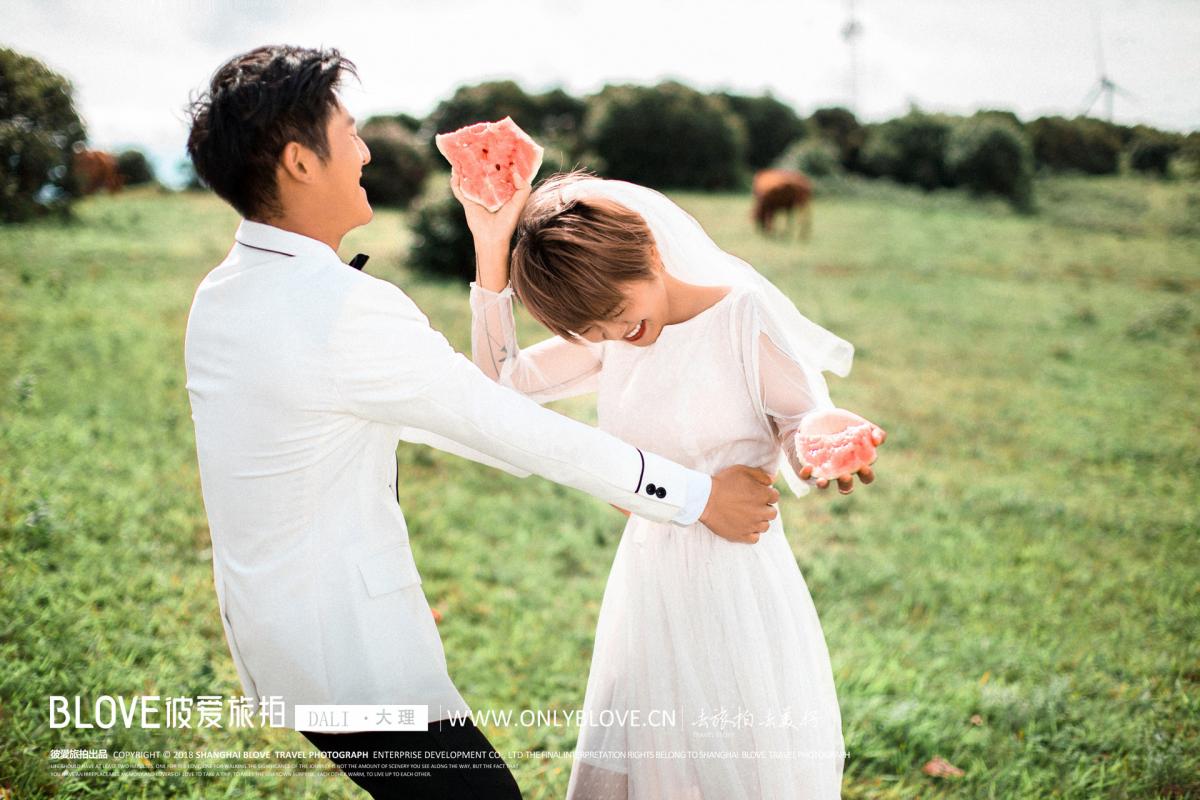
[1079, 2, 1136, 121]
[842, 0, 863, 113]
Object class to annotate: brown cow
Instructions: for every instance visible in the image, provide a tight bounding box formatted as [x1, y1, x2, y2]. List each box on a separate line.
[71, 148, 124, 195]
[752, 168, 812, 239]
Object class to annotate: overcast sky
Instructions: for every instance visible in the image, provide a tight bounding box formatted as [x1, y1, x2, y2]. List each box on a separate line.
[6, 0, 1199, 185]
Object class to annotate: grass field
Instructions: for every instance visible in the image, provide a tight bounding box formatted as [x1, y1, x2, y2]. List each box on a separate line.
[1, 174, 1198, 799]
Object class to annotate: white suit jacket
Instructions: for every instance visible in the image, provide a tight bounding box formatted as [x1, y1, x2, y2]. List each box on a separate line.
[183, 220, 710, 729]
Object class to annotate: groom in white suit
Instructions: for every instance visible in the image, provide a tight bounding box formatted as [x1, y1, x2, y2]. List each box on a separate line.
[183, 45, 780, 799]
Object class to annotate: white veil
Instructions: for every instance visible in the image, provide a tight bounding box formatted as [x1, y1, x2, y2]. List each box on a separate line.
[554, 177, 856, 496]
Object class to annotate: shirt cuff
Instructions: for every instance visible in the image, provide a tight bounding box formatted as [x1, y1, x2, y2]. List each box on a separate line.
[671, 469, 712, 526]
[469, 279, 514, 299]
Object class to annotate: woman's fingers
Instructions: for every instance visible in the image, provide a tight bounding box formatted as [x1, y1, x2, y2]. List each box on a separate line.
[837, 474, 853, 494]
[857, 465, 875, 484]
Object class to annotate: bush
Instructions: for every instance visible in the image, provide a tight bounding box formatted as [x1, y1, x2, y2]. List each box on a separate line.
[773, 137, 842, 178]
[1106, 120, 1140, 148]
[858, 108, 954, 190]
[0, 47, 88, 222]
[583, 81, 747, 190]
[425, 81, 589, 167]
[175, 158, 206, 192]
[418, 82, 592, 176]
[808, 106, 866, 170]
[422, 81, 539, 172]
[535, 87, 587, 148]
[428, 80, 545, 137]
[406, 191, 476, 282]
[359, 119, 430, 208]
[1178, 132, 1200, 179]
[972, 108, 1025, 130]
[718, 92, 806, 170]
[947, 115, 1034, 209]
[1028, 115, 1121, 174]
[116, 149, 155, 186]
[380, 112, 424, 135]
[1128, 131, 1181, 177]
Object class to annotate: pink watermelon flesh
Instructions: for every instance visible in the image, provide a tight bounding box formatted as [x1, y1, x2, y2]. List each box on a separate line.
[794, 420, 877, 481]
[436, 116, 544, 212]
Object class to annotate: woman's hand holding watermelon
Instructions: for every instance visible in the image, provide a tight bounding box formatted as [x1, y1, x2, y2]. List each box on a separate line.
[452, 170, 532, 250]
[790, 408, 887, 494]
[440, 117, 544, 291]
[452, 169, 532, 292]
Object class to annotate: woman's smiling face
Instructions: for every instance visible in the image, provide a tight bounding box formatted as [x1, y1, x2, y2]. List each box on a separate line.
[508, 175, 678, 346]
[573, 269, 670, 347]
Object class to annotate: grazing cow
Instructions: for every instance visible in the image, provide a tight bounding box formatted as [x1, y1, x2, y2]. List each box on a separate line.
[71, 149, 124, 195]
[752, 168, 813, 239]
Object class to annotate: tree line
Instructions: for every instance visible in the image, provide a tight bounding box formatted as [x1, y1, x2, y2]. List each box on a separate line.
[3, 46, 1197, 225]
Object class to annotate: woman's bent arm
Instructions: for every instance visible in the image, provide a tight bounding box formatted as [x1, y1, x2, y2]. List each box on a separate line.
[470, 281, 604, 404]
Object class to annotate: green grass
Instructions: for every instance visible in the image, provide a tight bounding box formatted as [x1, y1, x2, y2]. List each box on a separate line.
[2, 175, 1198, 799]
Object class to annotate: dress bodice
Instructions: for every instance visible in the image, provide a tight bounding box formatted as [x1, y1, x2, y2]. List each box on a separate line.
[596, 286, 779, 477]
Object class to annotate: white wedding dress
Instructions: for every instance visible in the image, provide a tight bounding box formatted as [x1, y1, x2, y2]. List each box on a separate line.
[469, 281, 846, 799]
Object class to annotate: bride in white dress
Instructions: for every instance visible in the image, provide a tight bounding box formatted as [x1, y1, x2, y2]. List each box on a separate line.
[454, 169, 884, 799]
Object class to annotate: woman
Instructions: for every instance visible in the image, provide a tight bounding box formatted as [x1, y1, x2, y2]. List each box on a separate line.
[453, 168, 885, 799]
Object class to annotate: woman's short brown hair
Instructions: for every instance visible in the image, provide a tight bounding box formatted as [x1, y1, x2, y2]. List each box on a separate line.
[510, 169, 659, 341]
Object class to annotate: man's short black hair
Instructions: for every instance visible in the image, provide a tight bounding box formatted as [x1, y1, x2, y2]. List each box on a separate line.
[185, 45, 358, 220]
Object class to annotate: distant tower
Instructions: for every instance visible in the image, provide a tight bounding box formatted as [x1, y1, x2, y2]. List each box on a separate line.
[841, 0, 863, 113]
[1080, 1, 1134, 121]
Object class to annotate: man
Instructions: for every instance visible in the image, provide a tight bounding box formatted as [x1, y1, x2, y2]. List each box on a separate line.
[183, 45, 780, 799]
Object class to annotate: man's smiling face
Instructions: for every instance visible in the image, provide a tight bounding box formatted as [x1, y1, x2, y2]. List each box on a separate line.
[318, 101, 373, 230]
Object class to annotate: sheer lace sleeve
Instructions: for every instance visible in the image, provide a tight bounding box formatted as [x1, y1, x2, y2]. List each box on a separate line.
[469, 280, 605, 404]
[738, 290, 838, 497]
[759, 330, 829, 485]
